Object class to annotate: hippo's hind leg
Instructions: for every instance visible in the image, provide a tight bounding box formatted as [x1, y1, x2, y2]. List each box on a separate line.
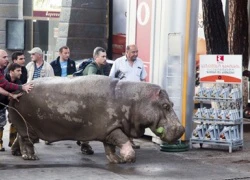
[11, 126, 39, 160]
[8, 107, 39, 160]
[19, 133, 39, 160]
[104, 129, 135, 163]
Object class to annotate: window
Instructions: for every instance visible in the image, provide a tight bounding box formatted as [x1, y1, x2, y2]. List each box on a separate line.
[6, 20, 25, 50]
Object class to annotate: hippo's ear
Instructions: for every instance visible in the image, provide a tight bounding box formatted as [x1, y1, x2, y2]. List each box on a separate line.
[151, 89, 161, 100]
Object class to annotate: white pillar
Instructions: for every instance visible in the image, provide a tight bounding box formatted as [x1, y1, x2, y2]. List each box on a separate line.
[18, 0, 23, 19]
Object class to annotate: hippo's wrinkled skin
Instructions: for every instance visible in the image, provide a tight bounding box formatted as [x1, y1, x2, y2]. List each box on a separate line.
[8, 75, 185, 163]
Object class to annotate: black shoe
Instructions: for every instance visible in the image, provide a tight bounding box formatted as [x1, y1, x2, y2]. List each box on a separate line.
[81, 143, 94, 155]
[0, 147, 5, 151]
[34, 138, 40, 143]
[45, 141, 51, 145]
[76, 141, 81, 146]
[131, 140, 140, 149]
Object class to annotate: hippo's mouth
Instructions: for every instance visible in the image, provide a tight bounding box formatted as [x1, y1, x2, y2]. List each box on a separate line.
[155, 126, 165, 139]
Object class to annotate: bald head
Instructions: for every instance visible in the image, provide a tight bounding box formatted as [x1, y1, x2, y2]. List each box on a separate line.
[126, 44, 137, 51]
[0, 49, 9, 69]
[126, 44, 138, 62]
[0, 49, 6, 55]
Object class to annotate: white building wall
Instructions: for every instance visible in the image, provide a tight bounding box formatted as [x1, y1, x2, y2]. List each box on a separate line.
[126, 0, 199, 139]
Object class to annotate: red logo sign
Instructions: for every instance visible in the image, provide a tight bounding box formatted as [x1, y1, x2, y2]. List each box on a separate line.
[217, 55, 224, 62]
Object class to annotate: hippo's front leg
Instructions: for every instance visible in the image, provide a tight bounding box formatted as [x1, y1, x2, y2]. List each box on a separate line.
[19, 135, 39, 160]
[105, 129, 135, 163]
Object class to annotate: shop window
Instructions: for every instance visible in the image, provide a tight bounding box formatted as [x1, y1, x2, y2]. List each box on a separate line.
[6, 20, 25, 50]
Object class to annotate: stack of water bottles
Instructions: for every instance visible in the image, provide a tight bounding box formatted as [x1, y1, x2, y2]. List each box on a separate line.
[195, 85, 241, 99]
[192, 124, 240, 142]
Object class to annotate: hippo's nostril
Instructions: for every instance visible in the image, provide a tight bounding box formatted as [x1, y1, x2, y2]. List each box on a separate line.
[176, 126, 185, 136]
[180, 126, 185, 134]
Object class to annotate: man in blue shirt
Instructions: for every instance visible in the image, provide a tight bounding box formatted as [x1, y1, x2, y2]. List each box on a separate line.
[50, 46, 76, 77]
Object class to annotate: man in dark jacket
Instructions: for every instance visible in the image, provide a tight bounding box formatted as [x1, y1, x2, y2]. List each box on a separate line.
[48, 46, 76, 145]
[0, 63, 23, 151]
[77, 47, 107, 155]
[50, 46, 76, 77]
[82, 47, 107, 76]
[6, 52, 28, 147]
[0, 49, 33, 151]
[11, 51, 27, 84]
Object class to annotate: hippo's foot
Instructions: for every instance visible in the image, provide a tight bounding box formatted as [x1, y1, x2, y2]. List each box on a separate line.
[120, 141, 136, 163]
[103, 142, 125, 164]
[106, 153, 125, 164]
[22, 154, 39, 160]
[104, 129, 136, 163]
[17, 134, 39, 160]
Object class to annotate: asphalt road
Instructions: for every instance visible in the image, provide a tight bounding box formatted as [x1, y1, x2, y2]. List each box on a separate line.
[1, 124, 250, 180]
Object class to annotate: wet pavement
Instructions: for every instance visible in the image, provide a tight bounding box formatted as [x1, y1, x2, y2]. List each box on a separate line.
[1, 124, 250, 180]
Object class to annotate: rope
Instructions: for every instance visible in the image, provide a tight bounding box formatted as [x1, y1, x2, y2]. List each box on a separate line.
[0, 102, 35, 148]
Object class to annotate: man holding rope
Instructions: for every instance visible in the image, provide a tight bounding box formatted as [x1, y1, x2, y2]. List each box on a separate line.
[0, 50, 33, 151]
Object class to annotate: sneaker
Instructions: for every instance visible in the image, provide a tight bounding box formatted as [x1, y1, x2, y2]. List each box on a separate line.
[76, 140, 81, 146]
[81, 143, 94, 155]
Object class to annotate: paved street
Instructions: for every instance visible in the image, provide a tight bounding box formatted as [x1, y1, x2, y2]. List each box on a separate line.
[1, 124, 250, 180]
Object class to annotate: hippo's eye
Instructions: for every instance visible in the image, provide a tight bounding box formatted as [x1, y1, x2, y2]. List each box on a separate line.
[163, 103, 170, 111]
[170, 101, 174, 107]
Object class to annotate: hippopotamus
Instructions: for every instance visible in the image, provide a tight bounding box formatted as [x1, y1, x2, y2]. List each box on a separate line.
[8, 75, 185, 163]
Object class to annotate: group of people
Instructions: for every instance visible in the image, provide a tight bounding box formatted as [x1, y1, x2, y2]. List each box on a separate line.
[0, 43, 147, 154]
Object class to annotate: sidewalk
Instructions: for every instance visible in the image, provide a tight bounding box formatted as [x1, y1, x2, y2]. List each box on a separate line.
[1, 123, 250, 180]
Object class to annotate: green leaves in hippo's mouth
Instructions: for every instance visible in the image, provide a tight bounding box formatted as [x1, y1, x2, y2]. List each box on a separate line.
[156, 127, 164, 134]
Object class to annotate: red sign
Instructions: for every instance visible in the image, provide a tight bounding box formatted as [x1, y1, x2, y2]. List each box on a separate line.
[33, 0, 61, 18]
[33, 11, 60, 18]
[136, 0, 152, 82]
[216, 55, 224, 62]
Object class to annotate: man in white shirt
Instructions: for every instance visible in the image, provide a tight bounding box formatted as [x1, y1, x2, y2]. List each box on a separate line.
[109, 44, 147, 149]
[26, 47, 54, 82]
[26, 47, 54, 144]
[109, 44, 147, 82]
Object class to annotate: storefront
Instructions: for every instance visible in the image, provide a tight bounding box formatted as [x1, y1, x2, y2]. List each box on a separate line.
[22, 0, 62, 62]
